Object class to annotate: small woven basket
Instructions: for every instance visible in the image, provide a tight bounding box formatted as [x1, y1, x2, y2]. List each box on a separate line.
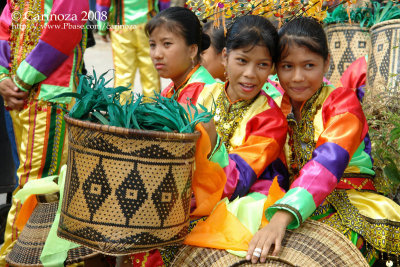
[6, 194, 98, 267]
[325, 23, 370, 86]
[57, 115, 200, 255]
[367, 19, 400, 96]
[171, 220, 369, 267]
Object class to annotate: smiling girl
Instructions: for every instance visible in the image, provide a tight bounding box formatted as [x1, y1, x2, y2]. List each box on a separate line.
[196, 15, 288, 200]
[247, 17, 400, 265]
[145, 7, 215, 104]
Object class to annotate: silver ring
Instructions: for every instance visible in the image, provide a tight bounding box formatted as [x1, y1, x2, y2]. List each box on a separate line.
[252, 251, 261, 258]
[254, 248, 262, 254]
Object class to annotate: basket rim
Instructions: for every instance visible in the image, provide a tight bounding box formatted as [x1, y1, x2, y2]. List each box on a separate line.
[64, 114, 201, 141]
[324, 22, 369, 30]
[370, 19, 400, 32]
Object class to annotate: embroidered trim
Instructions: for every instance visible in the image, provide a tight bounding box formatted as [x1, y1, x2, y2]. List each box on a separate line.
[327, 190, 400, 255]
[287, 87, 323, 182]
[214, 82, 257, 151]
[271, 203, 303, 226]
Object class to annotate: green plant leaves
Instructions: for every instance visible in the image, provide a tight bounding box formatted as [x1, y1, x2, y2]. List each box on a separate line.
[54, 70, 214, 133]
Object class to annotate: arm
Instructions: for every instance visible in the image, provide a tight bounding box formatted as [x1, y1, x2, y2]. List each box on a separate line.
[0, 3, 29, 110]
[266, 88, 368, 229]
[14, 0, 89, 92]
[210, 97, 288, 199]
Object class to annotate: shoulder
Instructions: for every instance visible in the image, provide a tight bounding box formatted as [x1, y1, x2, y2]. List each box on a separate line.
[188, 65, 216, 85]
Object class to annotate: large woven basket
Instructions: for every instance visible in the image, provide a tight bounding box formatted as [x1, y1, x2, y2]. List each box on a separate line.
[367, 19, 400, 96]
[171, 220, 369, 267]
[325, 23, 370, 86]
[57, 115, 200, 255]
[6, 194, 98, 267]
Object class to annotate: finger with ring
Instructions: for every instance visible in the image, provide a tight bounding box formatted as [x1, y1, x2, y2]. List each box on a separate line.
[252, 248, 262, 258]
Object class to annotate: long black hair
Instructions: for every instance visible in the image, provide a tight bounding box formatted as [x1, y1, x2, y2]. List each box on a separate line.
[145, 7, 210, 61]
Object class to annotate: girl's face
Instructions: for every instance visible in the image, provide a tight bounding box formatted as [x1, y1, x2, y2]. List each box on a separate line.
[149, 25, 197, 86]
[201, 45, 225, 81]
[277, 44, 329, 109]
[223, 45, 273, 102]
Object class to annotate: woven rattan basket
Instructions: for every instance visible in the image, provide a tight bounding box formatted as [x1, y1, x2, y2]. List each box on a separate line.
[58, 115, 200, 255]
[6, 194, 98, 267]
[325, 23, 370, 86]
[367, 19, 400, 96]
[171, 220, 369, 267]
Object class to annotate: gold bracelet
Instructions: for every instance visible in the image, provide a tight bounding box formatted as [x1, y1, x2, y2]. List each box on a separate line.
[0, 73, 10, 83]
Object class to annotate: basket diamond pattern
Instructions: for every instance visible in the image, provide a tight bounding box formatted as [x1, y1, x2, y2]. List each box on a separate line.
[367, 19, 400, 95]
[58, 116, 200, 255]
[325, 23, 370, 85]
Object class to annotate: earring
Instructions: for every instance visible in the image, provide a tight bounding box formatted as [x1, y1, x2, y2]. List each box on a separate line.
[224, 70, 228, 81]
[191, 57, 195, 68]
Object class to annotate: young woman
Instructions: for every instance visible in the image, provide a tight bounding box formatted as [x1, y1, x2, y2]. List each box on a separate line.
[201, 20, 227, 82]
[247, 17, 400, 266]
[196, 14, 288, 204]
[145, 7, 215, 104]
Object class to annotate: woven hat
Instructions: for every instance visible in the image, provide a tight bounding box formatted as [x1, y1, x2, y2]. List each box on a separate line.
[171, 220, 369, 267]
[6, 194, 99, 267]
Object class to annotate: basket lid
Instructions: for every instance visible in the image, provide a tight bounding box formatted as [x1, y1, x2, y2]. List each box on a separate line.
[5, 195, 98, 266]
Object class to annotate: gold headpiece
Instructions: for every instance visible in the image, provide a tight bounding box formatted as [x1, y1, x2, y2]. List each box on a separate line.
[186, 0, 357, 28]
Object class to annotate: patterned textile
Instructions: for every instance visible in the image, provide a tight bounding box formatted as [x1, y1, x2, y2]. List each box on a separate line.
[311, 198, 379, 266]
[268, 85, 373, 229]
[197, 82, 288, 199]
[0, 0, 88, 103]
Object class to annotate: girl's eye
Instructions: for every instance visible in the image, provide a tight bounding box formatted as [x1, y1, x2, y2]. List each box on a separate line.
[259, 62, 270, 68]
[149, 43, 156, 48]
[164, 42, 172, 47]
[305, 63, 314, 69]
[282, 64, 292, 69]
[237, 58, 246, 64]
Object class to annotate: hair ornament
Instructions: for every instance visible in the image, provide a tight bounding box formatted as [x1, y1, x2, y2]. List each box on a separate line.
[185, 0, 358, 28]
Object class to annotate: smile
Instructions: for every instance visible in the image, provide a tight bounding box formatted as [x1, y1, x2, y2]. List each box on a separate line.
[239, 83, 256, 92]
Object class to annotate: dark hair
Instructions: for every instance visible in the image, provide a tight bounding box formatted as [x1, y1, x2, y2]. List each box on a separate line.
[203, 20, 229, 54]
[278, 17, 329, 62]
[225, 15, 278, 63]
[145, 7, 210, 61]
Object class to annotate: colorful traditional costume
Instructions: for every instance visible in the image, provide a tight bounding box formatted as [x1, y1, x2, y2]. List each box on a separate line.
[267, 84, 400, 265]
[96, 0, 160, 98]
[161, 64, 215, 105]
[0, 0, 88, 263]
[196, 82, 288, 198]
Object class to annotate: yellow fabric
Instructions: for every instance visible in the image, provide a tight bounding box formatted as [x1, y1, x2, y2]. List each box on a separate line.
[197, 83, 272, 151]
[110, 24, 160, 100]
[0, 102, 68, 265]
[346, 190, 400, 221]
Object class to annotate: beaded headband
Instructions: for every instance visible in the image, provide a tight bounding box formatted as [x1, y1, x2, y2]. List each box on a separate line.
[186, 0, 357, 28]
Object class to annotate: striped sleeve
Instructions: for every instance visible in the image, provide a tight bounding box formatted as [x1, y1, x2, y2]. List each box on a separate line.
[0, 3, 11, 74]
[267, 88, 368, 229]
[222, 96, 288, 199]
[15, 0, 89, 92]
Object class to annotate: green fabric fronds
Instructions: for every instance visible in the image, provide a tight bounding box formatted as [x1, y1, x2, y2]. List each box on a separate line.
[53, 70, 214, 133]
